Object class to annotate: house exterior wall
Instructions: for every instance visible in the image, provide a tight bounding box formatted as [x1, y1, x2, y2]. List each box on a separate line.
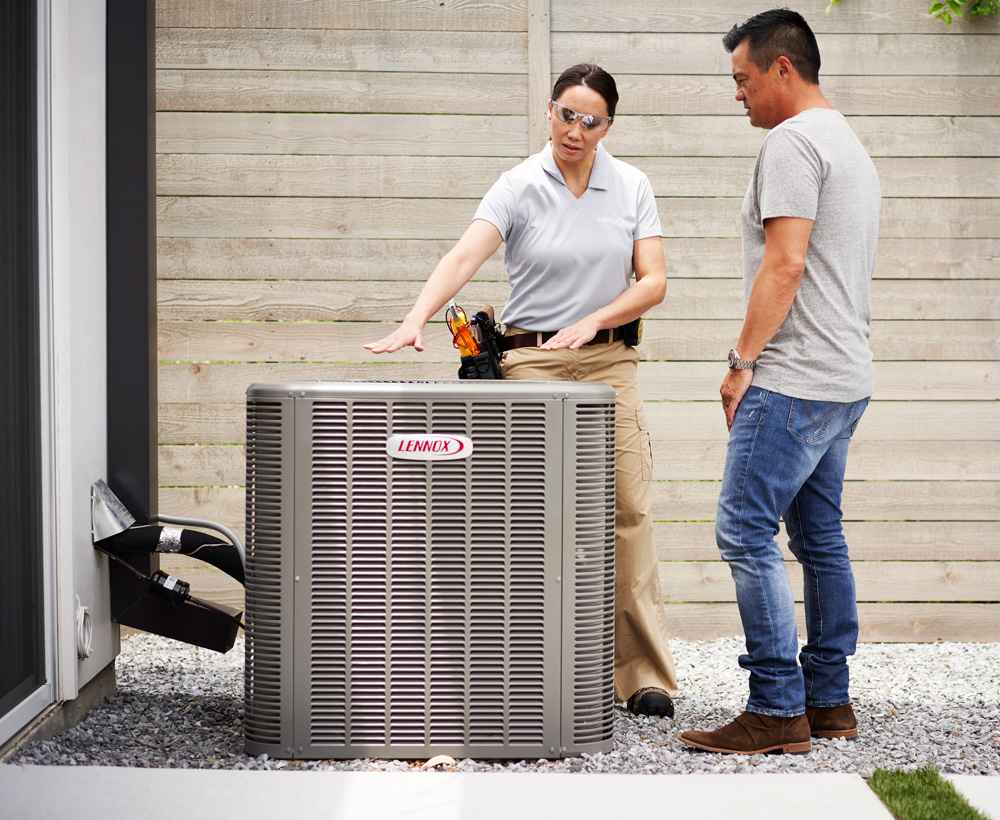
[154, 1, 1000, 641]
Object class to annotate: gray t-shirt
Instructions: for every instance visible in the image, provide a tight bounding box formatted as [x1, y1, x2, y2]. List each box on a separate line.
[741, 107, 880, 402]
[473, 142, 663, 330]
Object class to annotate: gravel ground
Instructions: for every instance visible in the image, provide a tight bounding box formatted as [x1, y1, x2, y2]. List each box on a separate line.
[7, 634, 998, 775]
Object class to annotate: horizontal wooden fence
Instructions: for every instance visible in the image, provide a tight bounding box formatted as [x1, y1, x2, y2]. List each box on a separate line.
[155, 0, 1000, 641]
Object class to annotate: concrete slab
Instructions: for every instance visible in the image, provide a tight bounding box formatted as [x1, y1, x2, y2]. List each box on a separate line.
[948, 775, 1000, 819]
[0, 766, 893, 820]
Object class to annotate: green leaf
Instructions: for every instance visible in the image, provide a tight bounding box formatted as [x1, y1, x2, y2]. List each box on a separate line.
[929, 1, 945, 10]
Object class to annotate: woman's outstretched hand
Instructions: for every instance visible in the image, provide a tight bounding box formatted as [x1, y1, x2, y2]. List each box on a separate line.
[363, 319, 425, 354]
[539, 316, 600, 350]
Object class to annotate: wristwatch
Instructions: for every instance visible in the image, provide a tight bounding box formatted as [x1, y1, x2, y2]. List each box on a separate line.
[728, 348, 756, 371]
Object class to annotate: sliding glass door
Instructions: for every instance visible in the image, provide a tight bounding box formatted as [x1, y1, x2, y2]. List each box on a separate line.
[0, 0, 44, 725]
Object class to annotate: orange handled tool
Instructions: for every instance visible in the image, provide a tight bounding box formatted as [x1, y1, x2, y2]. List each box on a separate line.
[446, 301, 480, 357]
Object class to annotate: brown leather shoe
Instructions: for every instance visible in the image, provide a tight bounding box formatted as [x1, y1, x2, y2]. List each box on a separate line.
[679, 711, 812, 755]
[806, 703, 858, 739]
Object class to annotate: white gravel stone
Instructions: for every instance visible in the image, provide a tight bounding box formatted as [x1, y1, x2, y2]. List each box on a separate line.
[6, 634, 999, 775]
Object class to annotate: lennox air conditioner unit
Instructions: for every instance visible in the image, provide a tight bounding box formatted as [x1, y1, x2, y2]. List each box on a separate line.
[243, 380, 616, 760]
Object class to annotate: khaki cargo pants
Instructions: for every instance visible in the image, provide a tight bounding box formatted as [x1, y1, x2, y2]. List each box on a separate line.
[502, 333, 680, 700]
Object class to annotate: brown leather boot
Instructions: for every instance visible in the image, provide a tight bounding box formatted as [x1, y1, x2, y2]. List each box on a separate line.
[806, 703, 858, 739]
[679, 711, 812, 755]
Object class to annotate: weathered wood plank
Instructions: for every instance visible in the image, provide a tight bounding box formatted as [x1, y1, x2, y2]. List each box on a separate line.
[660, 561, 1000, 603]
[157, 153, 1000, 198]
[154, 558, 1000, 640]
[605, 115, 1000, 158]
[156, 113, 1000, 158]
[157, 440, 1000, 486]
[157, 360, 1000, 403]
[655, 521, 998, 562]
[649, 481, 1000, 522]
[644, 401, 1000, 442]
[157, 401, 1000, 445]
[158, 319, 1000, 362]
[551, 0, 1000, 35]
[157, 113, 528, 156]
[613, 75, 1000, 117]
[659, 604, 1000, 642]
[156, 195, 1000, 241]
[553, 33, 1000, 76]
[157, 70, 1000, 117]
[159, 482, 1000, 532]
[156, 1, 529, 31]
[156, 28, 527, 72]
[156, 278, 1000, 321]
[157, 237, 509, 280]
[157, 70, 526, 115]
[156, 237, 1000, 281]
[156, 155, 520, 197]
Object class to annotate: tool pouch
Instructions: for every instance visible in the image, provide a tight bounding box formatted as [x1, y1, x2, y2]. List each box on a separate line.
[458, 308, 504, 379]
[621, 317, 644, 347]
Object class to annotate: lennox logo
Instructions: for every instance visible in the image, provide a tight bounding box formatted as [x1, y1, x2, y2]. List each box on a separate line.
[386, 433, 473, 462]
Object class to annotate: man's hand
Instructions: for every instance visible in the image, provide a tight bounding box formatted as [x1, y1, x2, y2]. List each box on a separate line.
[363, 318, 425, 354]
[720, 367, 755, 431]
[539, 316, 600, 350]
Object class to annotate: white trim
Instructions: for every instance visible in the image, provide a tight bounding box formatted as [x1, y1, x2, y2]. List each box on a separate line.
[40, 0, 79, 704]
[0, 686, 54, 748]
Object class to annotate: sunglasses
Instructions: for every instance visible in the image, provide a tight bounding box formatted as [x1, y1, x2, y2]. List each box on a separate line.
[549, 100, 612, 131]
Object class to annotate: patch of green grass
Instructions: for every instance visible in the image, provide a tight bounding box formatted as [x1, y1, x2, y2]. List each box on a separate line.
[869, 766, 988, 820]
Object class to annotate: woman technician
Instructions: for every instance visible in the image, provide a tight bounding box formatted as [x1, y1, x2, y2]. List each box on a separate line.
[365, 64, 679, 717]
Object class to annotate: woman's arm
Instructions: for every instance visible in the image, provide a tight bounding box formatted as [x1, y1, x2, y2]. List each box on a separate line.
[540, 236, 668, 350]
[363, 220, 503, 354]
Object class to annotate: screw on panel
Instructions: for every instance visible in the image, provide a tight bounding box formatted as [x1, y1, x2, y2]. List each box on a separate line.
[295, 575, 300, 582]
[555, 576, 561, 583]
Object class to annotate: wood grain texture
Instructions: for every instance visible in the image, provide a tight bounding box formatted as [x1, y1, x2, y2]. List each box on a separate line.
[603, 115, 1000, 158]
[157, 440, 1000, 485]
[551, 0, 1000, 35]
[157, 360, 1000, 403]
[157, 153, 1000, 198]
[157, 319, 1000, 362]
[158, 69, 1000, 117]
[613, 75, 1000, 117]
[659, 561, 1000, 603]
[156, 28, 527, 71]
[655, 521, 999, 562]
[648, 481, 1000, 522]
[153, 0, 999, 641]
[156, 1, 529, 31]
[156, 401, 1000, 444]
[659, 604, 1000, 642]
[157, 70, 527, 114]
[154, 559, 1000, 640]
[553, 33, 1000, 76]
[156, 113, 1000, 157]
[157, 113, 528, 156]
[156, 195, 1000, 240]
[156, 236, 1000, 280]
[156, 278, 1000, 321]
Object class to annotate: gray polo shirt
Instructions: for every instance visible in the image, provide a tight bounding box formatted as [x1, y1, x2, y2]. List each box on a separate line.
[742, 107, 880, 402]
[473, 142, 663, 331]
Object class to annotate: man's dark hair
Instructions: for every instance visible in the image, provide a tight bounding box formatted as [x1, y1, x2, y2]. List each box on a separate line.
[551, 63, 619, 119]
[722, 8, 821, 84]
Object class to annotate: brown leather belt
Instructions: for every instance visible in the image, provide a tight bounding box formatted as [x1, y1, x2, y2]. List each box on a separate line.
[499, 326, 626, 352]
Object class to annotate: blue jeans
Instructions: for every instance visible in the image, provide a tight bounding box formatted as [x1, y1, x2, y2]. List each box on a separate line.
[715, 387, 870, 717]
